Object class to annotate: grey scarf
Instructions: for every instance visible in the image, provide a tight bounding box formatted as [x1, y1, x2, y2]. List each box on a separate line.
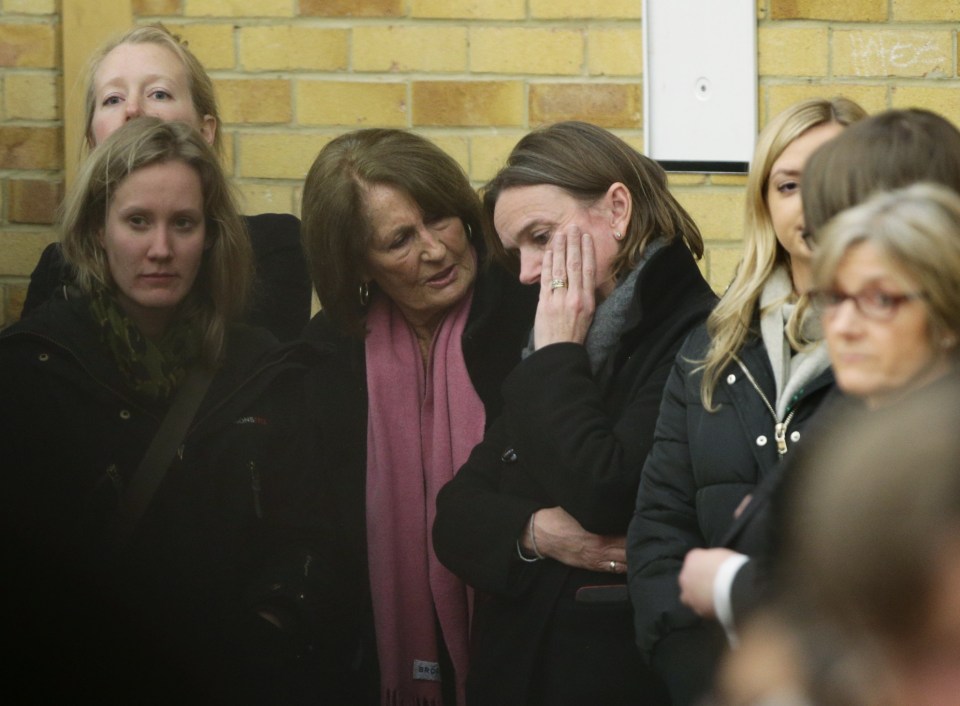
[524, 237, 667, 374]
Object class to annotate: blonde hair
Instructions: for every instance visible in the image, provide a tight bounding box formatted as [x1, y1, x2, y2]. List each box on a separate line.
[698, 98, 866, 410]
[82, 23, 221, 157]
[61, 118, 251, 367]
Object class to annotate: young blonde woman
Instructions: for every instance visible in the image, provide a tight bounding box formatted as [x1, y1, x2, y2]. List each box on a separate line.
[626, 97, 866, 706]
[22, 24, 310, 341]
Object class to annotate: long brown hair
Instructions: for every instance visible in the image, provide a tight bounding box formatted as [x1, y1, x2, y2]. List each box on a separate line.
[61, 118, 250, 366]
[300, 128, 484, 337]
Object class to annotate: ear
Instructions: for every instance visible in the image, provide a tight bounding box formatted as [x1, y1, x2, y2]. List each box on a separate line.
[200, 114, 217, 146]
[605, 182, 632, 234]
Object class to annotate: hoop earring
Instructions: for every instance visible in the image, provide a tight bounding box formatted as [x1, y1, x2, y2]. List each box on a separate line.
[359, 281, 370, 306]
[466, 222, 473, 239]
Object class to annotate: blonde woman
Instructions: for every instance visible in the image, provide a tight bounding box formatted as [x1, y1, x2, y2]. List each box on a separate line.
[626, 97, 866, 706]
[22, 24, 310, 341]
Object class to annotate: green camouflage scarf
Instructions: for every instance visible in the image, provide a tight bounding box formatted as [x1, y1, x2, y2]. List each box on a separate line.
[89, 286, 201, 402]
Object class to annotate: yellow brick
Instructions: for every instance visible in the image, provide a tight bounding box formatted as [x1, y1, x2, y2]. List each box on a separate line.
[588, 28, 642, 77]
[215, 79, 292, 124]
[0, 126, 61, 170]
[133, 0, 183, 14]
[413, 81, 524, 127]
[4, 73, 59, 120]
[674, 188, 745, 242]
[240, 26, 348, 71]
[298, 81, 408, 126]
[238, 132, 332, 179]
[0, 231, 57, 276]
[891, 85, 960, 128]
[0, 23, 57, 68]
[422, 134, 470, 176]
[833, 30, 952, 78]
[411, 0, 523, 20]
[530, 0, 640, 19]
[167, 23, 235, 70]
[769, 0, 886, 21]
[470, 134, 524, 182]
[7, 178, 62, 225]
[763, 83, 887, 121]
[894, 0, 960, 20]
[354, 26, 468, 72]
[300, 0, 404, 16]
[472, 28, 583, 75]
[236, 183, 298, 215]
[5, 0, 58, 13]
[185, 0, 293, 17]
[220, 130, 235, 175]
[758, 27, 828, 77]
[705, 243, 746, 293]
[529, 83, 642, 128]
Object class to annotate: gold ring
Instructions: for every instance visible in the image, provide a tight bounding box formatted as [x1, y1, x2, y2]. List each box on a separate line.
[550, 278, 567, 290]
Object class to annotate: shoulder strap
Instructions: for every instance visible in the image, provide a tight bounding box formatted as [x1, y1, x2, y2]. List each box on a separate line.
[116, 366, 214, 546]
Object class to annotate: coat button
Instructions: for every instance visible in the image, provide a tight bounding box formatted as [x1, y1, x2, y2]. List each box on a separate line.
[38, 353, 49, 362]
[119, 410, 131, 420]
[726, 374, 736, 384]
[790, 431, 801, 442]
[756, 435, 768, 446]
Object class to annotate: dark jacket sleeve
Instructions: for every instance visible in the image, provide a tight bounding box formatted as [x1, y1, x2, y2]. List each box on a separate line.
[501, 341, 679, 534]
[22, 242, 71, 318]
[627, 346, 707, 647]
[626, 334, 727, 704]
[433, 416, 545, 597]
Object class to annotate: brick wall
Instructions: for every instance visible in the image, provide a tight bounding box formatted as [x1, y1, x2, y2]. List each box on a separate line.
[1, 0, 959, 326]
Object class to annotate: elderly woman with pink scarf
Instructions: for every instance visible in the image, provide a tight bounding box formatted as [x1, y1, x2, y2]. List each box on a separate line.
[299, 128, 537, 706]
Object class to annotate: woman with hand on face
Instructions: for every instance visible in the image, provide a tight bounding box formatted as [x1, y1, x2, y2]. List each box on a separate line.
[22, 24, 310, 341]
[0, 119, 348, 705]
[626, 97, 866, 706]
[432, 121, 717, 706]
[299, 128, 538, 706]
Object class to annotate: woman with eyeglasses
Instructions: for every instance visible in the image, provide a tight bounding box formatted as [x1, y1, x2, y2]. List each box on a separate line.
[712, 184, 960, 706]
[625, 97, 866, 706]
[810, 183, 960, 409]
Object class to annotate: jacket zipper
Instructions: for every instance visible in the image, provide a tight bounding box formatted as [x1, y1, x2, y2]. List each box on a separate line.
[732, 356, 796, 456]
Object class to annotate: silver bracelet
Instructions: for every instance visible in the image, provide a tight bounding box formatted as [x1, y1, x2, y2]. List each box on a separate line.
[516, 512, 544, 562]
[528, 511, 545, 560]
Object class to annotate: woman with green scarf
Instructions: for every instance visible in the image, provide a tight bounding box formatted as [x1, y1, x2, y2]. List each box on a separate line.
[0, 118, 358, 705]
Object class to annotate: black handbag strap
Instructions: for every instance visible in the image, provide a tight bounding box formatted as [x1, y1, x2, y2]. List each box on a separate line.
[116, 366, 214, 546]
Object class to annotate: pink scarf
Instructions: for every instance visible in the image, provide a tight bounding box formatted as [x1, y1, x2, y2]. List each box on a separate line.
[365, 288, 483, 706]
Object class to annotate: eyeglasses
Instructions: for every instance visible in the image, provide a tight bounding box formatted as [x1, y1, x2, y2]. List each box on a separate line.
[809, 288, 926, 321]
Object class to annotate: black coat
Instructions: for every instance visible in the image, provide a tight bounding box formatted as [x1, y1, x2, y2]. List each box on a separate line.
[0, 296, 358, 705]
[300, 257, 539, 703]
[721, 387, 856, 622]
[21, 213, 311, 342]
[433, 239, 717, 706]
[627, 322, 835, 706]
